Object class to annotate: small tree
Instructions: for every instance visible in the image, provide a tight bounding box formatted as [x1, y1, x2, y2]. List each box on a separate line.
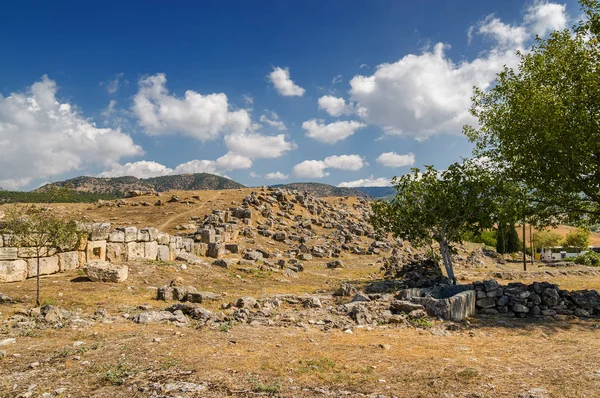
[564, 228, 591, 250]
[370, 161, 496, 283]
[496, 223, 522, 254]
[533, 230, 563, 249]
[0, 205, 80, 306]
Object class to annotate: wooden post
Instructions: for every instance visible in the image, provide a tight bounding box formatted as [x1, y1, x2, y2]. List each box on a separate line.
[529, 224, 534, 265]
[523, 223, 527, 271]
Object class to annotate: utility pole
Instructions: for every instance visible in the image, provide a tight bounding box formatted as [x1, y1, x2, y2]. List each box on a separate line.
[529, 224, 534, 265]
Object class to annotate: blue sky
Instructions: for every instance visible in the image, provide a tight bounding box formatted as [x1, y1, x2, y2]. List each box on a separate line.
[0, 0, 581, 190]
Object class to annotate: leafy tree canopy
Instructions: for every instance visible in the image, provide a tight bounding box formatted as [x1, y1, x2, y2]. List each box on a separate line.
[533, 229, 563, 248]
[465, 0, 600, 225]
[564, 228, 591, 249]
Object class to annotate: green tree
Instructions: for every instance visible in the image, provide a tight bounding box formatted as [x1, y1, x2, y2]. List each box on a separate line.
[370, 161, 496, 283]
[533, 229, 563, 248]
[564, 228, 591, 250]
[496, 223, 522, 254]
[0, 206, 81, 306]
[465, 0, 600, 225]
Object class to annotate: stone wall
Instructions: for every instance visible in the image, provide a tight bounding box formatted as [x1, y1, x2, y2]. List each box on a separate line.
[474, 279, 600, 318]
[0, 209, 247, 283]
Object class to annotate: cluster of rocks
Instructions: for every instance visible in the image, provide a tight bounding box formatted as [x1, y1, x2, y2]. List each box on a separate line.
[475, 279, 600, 318]
[379, 252, 451, 288]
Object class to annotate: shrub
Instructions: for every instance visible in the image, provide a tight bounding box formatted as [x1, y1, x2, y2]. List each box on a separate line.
[573, 251, 600, 267]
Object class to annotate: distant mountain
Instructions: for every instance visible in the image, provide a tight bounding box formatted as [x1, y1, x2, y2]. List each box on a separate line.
[354, 186, 396, 199]
[271, 183, 371, 199]
[35, 173, 245, 196]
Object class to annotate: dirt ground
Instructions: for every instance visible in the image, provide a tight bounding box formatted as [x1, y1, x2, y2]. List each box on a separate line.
[1, 190, 600, 397]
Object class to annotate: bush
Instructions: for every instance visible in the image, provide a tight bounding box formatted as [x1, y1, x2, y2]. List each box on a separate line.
[573, 251, 600, 267]
[462, 229, 497, 247]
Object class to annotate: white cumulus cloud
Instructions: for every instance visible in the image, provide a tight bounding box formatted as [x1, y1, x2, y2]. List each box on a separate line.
[376, 152, 415, 168]
[338, 176, 392, 187]
[302, 119, 366, 144]
[349, 2, 569, 140]
[171, 160, 221, 175]
[133, 73, 251, 141]
[100, 161, 173, 178]
[268, 67, 305, 97]
[265, 171, 288, 180]
[323, 155, 365, 171]
[292, 160, 329, 179]
[215, 152, 253, 170]
[318, 95, 354, 117]
[224, 132, 295, 159]
[259, 111, 286, 131]
[0, 76, 142, 190]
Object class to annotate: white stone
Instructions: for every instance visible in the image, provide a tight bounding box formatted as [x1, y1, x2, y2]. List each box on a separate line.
[119, 226, 138, 242]
[0, 260, 27, 282]
[57, 251, 79, 271]
[86, 240, 107, 261]
[27, 256, 60, 277]
[157, 245, 170, 261]
[108, 230, 125, 243]
[137, 230, 150, 242]
[144, 241, 158, 260]
[106, 243, 127, 263]
[143, 227, 159, 241]
[126, 242, 145, 260]
[91, 222, 111, 241]
[84, 260, 128, 283]
[0, 247, 18, 261]
[17, 247, 56, 258]
[157, 233, 170, 245]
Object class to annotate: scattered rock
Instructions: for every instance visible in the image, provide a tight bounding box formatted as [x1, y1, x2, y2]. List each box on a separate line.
[84, 260, 128, 283]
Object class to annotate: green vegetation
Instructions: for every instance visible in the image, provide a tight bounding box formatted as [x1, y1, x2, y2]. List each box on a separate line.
[0, 205, 82, 306]
[101, 361, 139, 385]
[462, 230, 497, 247]
[249, 377, 282, 394]
[573, 251, 600, 267]
[496, 223, 521, 254]
[297, 357, 337, 374]
[465, 0, 600, 226]
[371, 161, 496, 282]
[0, 190, 120, 203]
[564, 228, 591, 250]
[533, 230, 563, 248]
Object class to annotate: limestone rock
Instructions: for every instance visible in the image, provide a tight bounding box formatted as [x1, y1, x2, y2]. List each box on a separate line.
[84, 260, 128, 283]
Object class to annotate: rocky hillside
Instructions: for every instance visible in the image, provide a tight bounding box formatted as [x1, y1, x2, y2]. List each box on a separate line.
[271, 183, 371, 199]
[35, 173, 245, 196]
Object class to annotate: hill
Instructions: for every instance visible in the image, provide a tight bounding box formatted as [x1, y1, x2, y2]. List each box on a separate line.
[35, 173, 245, 196]
[271, 182, 371, 198]
[354, 186, 396, 199]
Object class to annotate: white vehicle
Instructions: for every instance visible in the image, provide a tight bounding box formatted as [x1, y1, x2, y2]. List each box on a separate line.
[539, 246, 600, 261]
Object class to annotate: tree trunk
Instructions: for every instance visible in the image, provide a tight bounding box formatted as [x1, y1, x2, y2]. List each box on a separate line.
[439, 240, 456, 284]
[36, 251, 41, 307]
[522, 223, 527, 271]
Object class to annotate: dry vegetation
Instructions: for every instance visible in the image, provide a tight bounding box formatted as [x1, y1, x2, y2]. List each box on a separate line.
[1, 189, 600, 397]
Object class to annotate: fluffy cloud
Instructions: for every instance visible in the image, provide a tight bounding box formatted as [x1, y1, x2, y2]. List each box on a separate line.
[348, 2, 568, 140]
[376, 152, 415, 168]
[133, 73, 251, 141]
[171, 159, 220, 175]
[268, 67, 305, 97]
[0, 76, 142, 190]
[292, 154, 365, 179]
[338, 176, 392, 187]
[323, 155, 365, 171]
[292, 160, 329, 179]
[318, 95, 354, 117]
[223, 132, 294, 159]
[302, 119, 366, 144]
[525, 1, 568, 36]
[265, 171, 288, 180]
[259, 111, 286, 131]
[100, 161, 173, 178]
[215, 152, 253, 170]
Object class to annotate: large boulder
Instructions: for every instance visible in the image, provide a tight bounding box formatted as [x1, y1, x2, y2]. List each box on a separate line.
[84, 260, 128, 283]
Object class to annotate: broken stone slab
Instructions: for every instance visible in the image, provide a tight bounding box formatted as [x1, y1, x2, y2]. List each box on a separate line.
[411, 290, 476, 322]
[84, 260, 128, 283]
[132, 310, 188, 324]
[26, 256, 60, 277]
[390, 300, 425, 314]
[57, 251, 79, 271]
[176, 252, 207, 266]
[0, 259, 27, 282]
[212, 259, 234, 268]
[0, 247, 18, 261]
[187, 291, 220, 303]
[326, 260, 344, 269]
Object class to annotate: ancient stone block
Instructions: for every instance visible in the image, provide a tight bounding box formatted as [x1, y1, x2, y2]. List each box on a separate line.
[17, 247, 56, 258]
[199, 229, 215, 244]
[207, 243, 225, 259]
[106, 243, 127, 263]
[225, 243, 239, 253]
[84, 260, 128, 283]
[91, 223, 111, 241]
[108, 230, 125, 243]
[144, 241, 158, 260]
[0, 259, 27, 282]
[57, 251, 79, 271]
[157, 233, 170, 245]
[157, 245, 170, 261]
[137, 229, 150, 242]
[86, 240, 107, 262]
[191, 242, 208, 257]
[119, 227, 137, 243]
[27, 256, 60, 277]
[0, 247, 18, 261]
[126, 242, 145, 260]
[142, 227, 159, 241]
